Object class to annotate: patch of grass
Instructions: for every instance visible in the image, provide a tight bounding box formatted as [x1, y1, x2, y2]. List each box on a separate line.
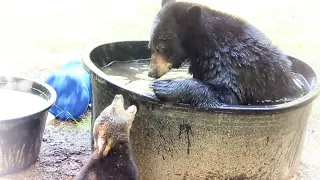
[47, 119, 76, 129]
[56, 122, 70, 129]
[75, 117, 92, 131]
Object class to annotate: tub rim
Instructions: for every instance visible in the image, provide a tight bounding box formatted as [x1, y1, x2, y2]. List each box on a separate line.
[0, 75, 57, 122]
[82, 40, 320, 115]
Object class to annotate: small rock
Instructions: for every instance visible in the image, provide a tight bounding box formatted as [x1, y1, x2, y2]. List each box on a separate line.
[69, 162, 79, 170]
[46, 167, 58, 173]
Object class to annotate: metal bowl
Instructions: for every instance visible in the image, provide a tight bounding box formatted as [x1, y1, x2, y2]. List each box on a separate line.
[0, 76, 56, 175]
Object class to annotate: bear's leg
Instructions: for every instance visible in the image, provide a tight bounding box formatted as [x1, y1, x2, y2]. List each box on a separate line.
[152, 79, 239, 108]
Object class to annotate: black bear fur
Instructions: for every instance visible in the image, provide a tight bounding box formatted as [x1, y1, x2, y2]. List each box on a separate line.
[74, 141, 137, 180]
[74, 95, 138, 180]
[148, 0, 306, 109]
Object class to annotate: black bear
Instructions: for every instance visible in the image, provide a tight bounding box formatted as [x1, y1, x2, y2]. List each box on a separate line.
[148, 0, 307, 109]
[74, 94, 138, 180]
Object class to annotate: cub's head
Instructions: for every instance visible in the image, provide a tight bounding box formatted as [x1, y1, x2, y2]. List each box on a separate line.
[148, 0, 202, 79]
[92, 94, 137, 158]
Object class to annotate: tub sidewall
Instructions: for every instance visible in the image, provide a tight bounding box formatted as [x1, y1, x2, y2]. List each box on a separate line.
[90, 74, 313, 179]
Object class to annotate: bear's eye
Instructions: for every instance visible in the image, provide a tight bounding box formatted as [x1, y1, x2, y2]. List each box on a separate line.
[156, 46, 163, 52]
[156, 43, 166, 52]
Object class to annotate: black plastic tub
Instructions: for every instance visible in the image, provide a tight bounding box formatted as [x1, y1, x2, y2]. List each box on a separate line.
[82, 40, 320, 180]
[0, 76, 56, 175]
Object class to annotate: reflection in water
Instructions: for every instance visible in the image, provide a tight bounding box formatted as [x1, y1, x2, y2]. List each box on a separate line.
[101, 59, 192, 95]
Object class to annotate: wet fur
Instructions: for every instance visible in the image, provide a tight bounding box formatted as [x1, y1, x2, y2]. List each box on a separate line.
[74, 141, 137, 180]
[149, 0, 306, 108]
[74, 95, 138, 180]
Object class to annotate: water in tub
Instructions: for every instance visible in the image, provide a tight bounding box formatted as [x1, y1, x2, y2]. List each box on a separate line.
[101, 59, 311, 102]
[0, 88, 47, 120]
[101, 59, 192, 96]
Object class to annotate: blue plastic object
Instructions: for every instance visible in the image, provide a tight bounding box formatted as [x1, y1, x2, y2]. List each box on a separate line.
[61, 60, 92, 103]
[45, 60, 92, 120]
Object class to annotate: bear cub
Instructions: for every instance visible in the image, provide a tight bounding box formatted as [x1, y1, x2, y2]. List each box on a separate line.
[74, 94, 138, 180]
[148, 0, 308, 109]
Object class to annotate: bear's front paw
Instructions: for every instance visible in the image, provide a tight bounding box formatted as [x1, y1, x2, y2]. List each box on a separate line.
[151, 80, 181, 100]
[195, 101, 225, 109]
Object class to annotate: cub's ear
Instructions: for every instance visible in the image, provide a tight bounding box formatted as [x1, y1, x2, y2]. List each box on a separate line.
[161, 0, 175, 7]
[186, 5, 201, 23]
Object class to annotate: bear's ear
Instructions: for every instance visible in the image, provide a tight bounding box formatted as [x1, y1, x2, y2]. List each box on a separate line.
[161, 0, 175, 7]
[186, 5, 201, 23]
